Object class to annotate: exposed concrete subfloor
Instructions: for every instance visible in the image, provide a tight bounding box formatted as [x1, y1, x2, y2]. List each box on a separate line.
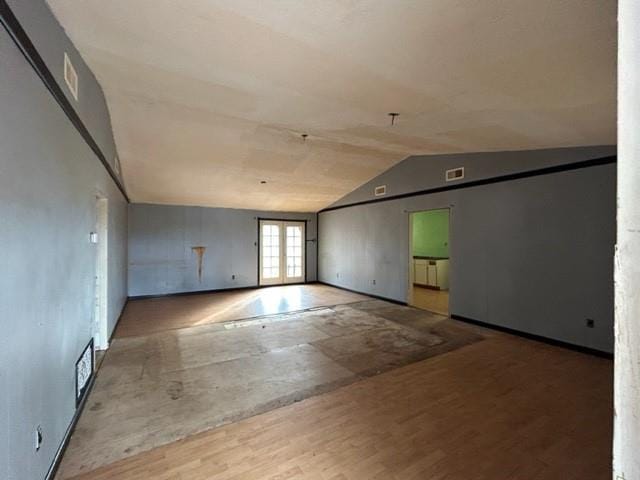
[116, 284, 370, 338]
[57, 295, 484, 478]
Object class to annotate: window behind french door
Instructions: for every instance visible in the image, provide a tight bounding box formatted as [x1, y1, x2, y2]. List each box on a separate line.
[259, 220, 305, 285]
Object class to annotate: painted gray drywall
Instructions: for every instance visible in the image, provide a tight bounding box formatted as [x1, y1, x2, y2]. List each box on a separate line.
[128, 204, 317, 297]
[330, 146, 616, 208]
[0, 27, 127, 480]
[5, 0, 123, 180]
[319, 154, 615, 353]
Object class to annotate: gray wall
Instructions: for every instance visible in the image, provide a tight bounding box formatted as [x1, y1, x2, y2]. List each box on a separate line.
[0, 25, 128, 480]
[6, 0, 123, 180]
[331, 146, 616, 207]
[319, 148, 616, 353]
[128, 204, 317, 297]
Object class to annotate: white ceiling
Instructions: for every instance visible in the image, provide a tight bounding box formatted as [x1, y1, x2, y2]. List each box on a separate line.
[46, 0, 616, 212]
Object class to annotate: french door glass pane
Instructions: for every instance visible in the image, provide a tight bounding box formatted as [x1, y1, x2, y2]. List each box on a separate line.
[286, 226, 303, 278]
[262, 224, 280, 279]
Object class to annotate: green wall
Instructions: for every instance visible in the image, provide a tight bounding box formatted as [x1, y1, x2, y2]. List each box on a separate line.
[412, 209, 449, 258]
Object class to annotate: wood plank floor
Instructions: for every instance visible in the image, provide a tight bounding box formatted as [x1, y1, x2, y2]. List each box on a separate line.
[65, 333, 612, 480]
[116, 284, 369, 338]
[57, 300, 483, 478]
[410, 286, 449, 316]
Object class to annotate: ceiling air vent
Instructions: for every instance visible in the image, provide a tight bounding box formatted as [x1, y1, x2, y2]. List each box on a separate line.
[64, 52, 79, 101]
[445, 167, 465, 182]
[374, 185, 387, 196]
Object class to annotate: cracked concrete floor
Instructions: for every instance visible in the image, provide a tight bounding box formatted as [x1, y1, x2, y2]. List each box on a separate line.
[57, 300, 484, 479]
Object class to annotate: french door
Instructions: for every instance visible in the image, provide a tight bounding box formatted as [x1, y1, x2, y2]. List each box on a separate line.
[259, 220, 305, 285]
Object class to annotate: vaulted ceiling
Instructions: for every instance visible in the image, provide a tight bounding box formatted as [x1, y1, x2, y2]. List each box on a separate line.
[46, 0, 616, 212]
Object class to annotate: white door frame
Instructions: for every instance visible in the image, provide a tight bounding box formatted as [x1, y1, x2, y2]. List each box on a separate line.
[259, 219, 284, 286]
[94, 196, 109, 350]
[407, 207, 452, 312]
[258, 219, 306, 286]
[408, 213, 415, 306]
[282, 221, 306, 284]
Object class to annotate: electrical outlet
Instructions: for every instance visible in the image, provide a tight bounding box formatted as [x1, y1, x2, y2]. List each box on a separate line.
[372, 279, 376, 285]
[231, 274, 236, 280]
[35, 425, 43, 452]
[586, 319, 595, 328]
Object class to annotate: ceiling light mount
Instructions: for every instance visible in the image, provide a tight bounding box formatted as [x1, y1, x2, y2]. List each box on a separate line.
[301, 133, 308, 141]
[260, 180, 267, 184]
[388, 112, 400, 126]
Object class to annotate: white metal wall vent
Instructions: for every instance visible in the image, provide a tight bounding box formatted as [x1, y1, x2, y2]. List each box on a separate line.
[75, 338, 94, 406]
[374, 185, 387, 196]
[64, 52, 79, 101]
[445, 167, 465, 182]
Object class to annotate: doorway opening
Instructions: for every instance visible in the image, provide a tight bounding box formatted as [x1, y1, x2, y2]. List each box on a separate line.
[94, 196, 109, 350]
[259, 219, 306, 286]
[408, 208, 450, 316]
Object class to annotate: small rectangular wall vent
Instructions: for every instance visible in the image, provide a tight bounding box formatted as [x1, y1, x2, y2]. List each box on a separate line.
[374, 185, 387, 196]
[64, 52, 79, 101]
[445, 167, 465, 182]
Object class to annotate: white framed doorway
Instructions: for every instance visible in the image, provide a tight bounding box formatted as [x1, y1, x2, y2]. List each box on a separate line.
[93, 196, 109, 350]
[259, 219, 306, 286]
[408, 208, 451, 316]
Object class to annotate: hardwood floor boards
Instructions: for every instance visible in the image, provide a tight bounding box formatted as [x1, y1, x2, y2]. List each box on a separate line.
[116, 284, 369, 338]
[64, 332, 612, 480]
[57, 300, 483, 478]
[410, 286, 449, 316]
